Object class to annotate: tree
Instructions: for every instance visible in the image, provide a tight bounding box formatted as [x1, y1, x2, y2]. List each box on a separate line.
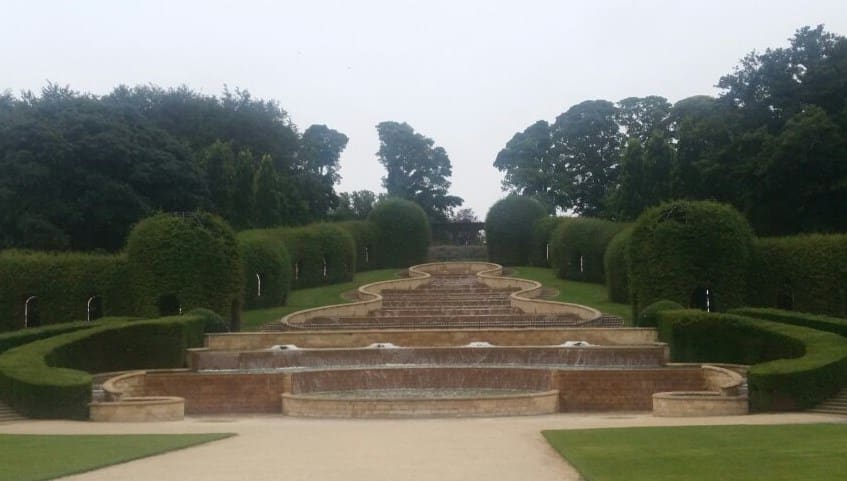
[376, 121, 463, 221]
[493, 120, 556, 211]
[200, 140, 237, 220]
[253, 154, 283, 228]
[297, 124, 348, 220]
[616, 96, 672, 143]
[330, 190, 377, 221]
[230, 149, 258, 230]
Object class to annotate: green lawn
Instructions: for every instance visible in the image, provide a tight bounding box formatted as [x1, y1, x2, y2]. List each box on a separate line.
[510, 266, 631, 321]
[241, 268, 403, 330]
[543, 424, 847, 481]
[0, 433, 233, 481]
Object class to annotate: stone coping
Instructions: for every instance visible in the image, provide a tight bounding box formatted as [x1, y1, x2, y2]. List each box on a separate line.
[89, 396, 185, 422]
[651, 364, 749, 417]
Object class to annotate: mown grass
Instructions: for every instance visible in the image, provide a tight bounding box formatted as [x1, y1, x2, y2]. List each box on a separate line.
[0, 433, 233, 481]
[510, 266, 631, 321]
[241, 268, 403, 331]
[543, 424, 847, 481]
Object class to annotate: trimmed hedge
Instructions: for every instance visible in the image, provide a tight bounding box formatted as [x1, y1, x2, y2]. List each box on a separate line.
[0, 251, 130, 332]
[279, 223, 356, 289]
[528, 217, 570, 267]
[550, 217, 627, 283]
[746, 234, 847, 317]
[0, 321, 100, 355]
[368, 198, 430, 268]
[338, 220, 379, 272]
[237, 231, 291, 309]
[637, 299, 683, 327]
[730, 307, 847, 337]
[485, 196, 547, 266]
[629, 201, 755, 315]
[0, 314, 205, 419]
[604, 226, 633, 303]
[656, 309, 847, 411]
[125, 213, 243, 328]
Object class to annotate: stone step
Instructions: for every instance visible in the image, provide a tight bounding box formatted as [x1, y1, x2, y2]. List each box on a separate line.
[0, 400, 26, 423]
[809, 388, 847, 415]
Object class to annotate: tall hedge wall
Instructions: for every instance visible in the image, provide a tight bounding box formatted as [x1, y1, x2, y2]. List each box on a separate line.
[485, 196, 547, 266]
[338, 220, 379, 272]
[604, 226, 633, 304]
[368, 198, 430, 268]
[549, 217, 627, 283]
[0, 314, 205, 419]
[279, 223, 356, 289]
[125, 213, 244, 328]
[528, 217, 570, 267]
[0, 251, 130, 332]
[745, 234, 847, 317]
[237, 231, 291, 309]
[629, 201, 754, 315]
[656, 309, 847, 411]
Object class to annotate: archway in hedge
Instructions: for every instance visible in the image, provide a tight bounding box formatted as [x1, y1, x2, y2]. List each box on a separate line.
[87, 295, 103, 321]
[776, 280, 794, 310]
[157, 294, 181, 316]
[690, 287, 714, 312]
[24, 295, 40, 328]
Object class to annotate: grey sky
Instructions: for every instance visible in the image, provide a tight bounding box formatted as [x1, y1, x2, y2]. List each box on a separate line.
[3, 0, 847, 217]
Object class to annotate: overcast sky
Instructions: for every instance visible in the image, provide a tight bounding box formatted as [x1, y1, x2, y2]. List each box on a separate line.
[3, 0, 847, 217]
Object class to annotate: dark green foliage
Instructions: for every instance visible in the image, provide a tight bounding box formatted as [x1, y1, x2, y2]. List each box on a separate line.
[529, 217, 570, 267]
[746, 235, 847, 317]
[0, 322, 98, 354]
[186, 308, 229, 334]
[604, 227, 633, 303]
[0, 314, 205, 419]
[237, 231, 291, 309]
[730, 308, 847, 337]
[550, 217, 627, 283]
[0, 251, 131, 332]
[337, 221, 379, 272]
[656, 309, 847, 411]
[125, 213, 243, 328]
[368, 198, 431, 268]
[279, 223, 356, 289]
[427, 245, 488, 262]
[629, 201, 755, 315]
[485, 196, 546, 266]
[637, 300, 683, 328]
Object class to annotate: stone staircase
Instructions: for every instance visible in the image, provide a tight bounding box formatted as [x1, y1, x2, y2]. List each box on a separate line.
[809, 388, 847, 415]
[0, 399, 26, 423]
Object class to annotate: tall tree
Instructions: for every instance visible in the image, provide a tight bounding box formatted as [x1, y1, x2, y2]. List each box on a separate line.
[200, 140, 237, 220]
[297, 124, 348, 219]
[376, 121, 463, 221]
[493, 120, 556, 212]
[253, 154, 283, 228]
[616, 96, 672, 144]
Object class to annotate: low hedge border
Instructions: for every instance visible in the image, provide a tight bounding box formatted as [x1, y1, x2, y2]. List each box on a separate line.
[730, 308, 847, 338]
[0, 314, 205, 419]
[656, 309, 847, 411]
[0, 321, 102, 355]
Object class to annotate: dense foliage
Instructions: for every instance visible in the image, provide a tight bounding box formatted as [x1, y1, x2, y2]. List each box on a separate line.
[337, 220, 379, 272]
[603, 227, 633, 304]
[629, 201, 754, 315]
[237, 231, 291, 309]
[494, 26, 847, 235]
[656, 310, 847, 411]
[367, 198, 431, 268]
[277, 223, 356, 289]
[730, 308, 847, 338]
[528, 217, 569, 267]
[549, 217, 627, 283]
[0, 85, 348, 250]
[484, 196, 547, 266]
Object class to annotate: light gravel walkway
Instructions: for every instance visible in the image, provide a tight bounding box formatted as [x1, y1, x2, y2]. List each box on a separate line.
[1, 412, 844, 481]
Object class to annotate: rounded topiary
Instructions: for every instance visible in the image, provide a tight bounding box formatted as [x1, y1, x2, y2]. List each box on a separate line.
[528, 217, 570, 267]
[604, 227, 633, 304]
[485, 196, 547, 266]
[187, 307, 229, 333]
[237, 231, 291, 309]
[637, 299, 684, 327]
[549, 217, 627, 283]
[367, 198, 430, 268]
[629, 201, 754, 315]
[125, 212, 243, 329]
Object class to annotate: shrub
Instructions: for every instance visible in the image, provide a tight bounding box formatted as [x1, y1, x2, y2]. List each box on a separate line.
[730, 308, 847, 337]
[629, 201, 755, 315]
[656, 309, 847, 411]
[528, 217, 570, 267]
[549, 217, 627, 283]
[746, 235, 847, 317]
[0, 321, 99, 355]
[337, 220, 379, 272]
[604, 226, 633, 303]
[485, 196, 547, 266]
[0, 251, 130, 332]
[187, 307, 229, 334]
[637, 299, 683, 327]
[0, 314, 205, 419]
[237, 231, 291, 309]
[368, 198, 431, 268]
[125, 212, 243, 329]
[279, 223, 356, 289]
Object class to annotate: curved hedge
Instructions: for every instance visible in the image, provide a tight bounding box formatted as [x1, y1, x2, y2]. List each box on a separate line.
[637, 299, 683, 328]
[528, 217, 570, 267]
[656, 309, 847, 411]
[730, 308, 847, 337]
[0, 251, 130, 332]
[0, 314, 205, 419]
[604, 226, 633, 303]
[338, 220, 379, 272]
[279, 223, 356, 289]
[125, 213, 243, 328]
[629, 201, 754, 315]
[485, 196, 547, 266]
[368, 198, 430, 268]
[549, 217, 627, 283]
[746, 234, 847, 317]
[237, 231, 291, 309]
[0, 321, 101, 355]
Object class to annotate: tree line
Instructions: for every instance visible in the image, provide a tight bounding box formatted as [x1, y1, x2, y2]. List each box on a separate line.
[494, 25, 847, 235]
